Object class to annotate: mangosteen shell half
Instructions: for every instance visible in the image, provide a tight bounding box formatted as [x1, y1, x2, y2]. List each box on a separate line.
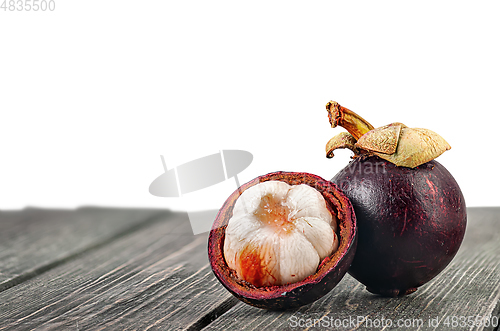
[332, 156, 467, 297]
[208, 171, 357, 310]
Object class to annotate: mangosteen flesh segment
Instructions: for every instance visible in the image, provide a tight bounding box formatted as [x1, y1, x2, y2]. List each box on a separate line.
[223, 180, 339, 288]
[332, 156, 466, 297]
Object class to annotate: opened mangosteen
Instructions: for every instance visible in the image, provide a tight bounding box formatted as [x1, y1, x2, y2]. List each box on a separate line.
[208, 172, 357, 310]
[325, 101, 467, 297]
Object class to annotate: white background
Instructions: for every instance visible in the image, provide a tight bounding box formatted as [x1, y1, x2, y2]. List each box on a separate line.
[1, 1, 499, 211]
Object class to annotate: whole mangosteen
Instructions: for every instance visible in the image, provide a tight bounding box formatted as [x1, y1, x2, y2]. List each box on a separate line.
[324, 101, 467, 297]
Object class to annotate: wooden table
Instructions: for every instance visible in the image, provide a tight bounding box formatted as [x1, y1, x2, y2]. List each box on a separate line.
[0, 207, 499, 330]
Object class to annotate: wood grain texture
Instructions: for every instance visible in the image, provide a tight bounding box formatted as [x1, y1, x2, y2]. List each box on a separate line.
[201, 207, 500, 331]
[0, 207, 498, 331]
[0, 207, 166, 292]
[0, 210, 237, 331]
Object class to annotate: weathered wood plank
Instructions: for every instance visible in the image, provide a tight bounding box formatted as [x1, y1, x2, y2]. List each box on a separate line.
[0, 207, 498, 331]
[0, 207, 167, 292]
[0, 210, 236, 331]
[201, 207, 500, 331]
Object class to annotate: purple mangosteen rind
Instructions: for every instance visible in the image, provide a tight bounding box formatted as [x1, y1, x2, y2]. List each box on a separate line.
[332, 156, 466, 297]
[208, 171, 358, 310]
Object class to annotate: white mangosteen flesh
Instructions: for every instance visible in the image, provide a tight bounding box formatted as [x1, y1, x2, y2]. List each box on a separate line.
[223, 181, 339, 287]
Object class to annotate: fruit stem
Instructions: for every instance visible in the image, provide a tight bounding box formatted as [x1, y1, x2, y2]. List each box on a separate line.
[326, 101, 374, 140]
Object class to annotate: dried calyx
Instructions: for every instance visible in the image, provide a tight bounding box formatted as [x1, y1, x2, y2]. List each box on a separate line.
[325, 101, 451, 168]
